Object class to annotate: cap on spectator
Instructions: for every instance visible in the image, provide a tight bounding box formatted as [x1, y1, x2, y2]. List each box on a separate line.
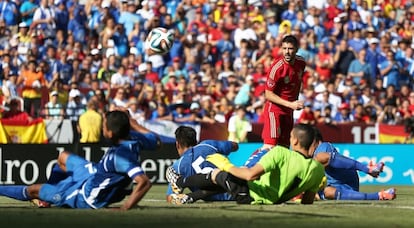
[264, 10, 276, 18]
[91, 48, 100, 55]
[366, 26, 375, 33]
[368, 37, 379, 44]
[246, 75, 254, 82]
[69, 89, 81, 98]
[141, 0, 148, 6]
[217, 0, 224, 6]
[279, 20, 292, 34]
[173, 57, 180, 62]
[333, 17, 341, 23]
[127, 0, 135, 5]
[130, 47, 138, 55]
[138, 63, 147, 73]
[102, 0, 110, 8]
[304, 101, 312, 107]
[190, 102, 200, 110]
[19, 22, 28, 28]
[339, 103, 350, 110]
[373, 5, 381, 11]
[50, 91, 58, 97]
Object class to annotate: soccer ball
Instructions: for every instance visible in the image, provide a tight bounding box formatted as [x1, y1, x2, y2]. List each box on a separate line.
[145, 27, 174, 55]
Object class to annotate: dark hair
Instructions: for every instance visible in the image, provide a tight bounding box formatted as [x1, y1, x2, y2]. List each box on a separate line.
[282, 35, 299, 49]
[292, 124, 316, 150]
[105, 111, 130, 143]
[314, 127, 323, 142]
[175, 126, 197, 148]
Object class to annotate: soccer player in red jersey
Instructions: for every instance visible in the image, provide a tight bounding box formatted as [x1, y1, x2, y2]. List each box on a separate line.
[261, 35, 306, 150]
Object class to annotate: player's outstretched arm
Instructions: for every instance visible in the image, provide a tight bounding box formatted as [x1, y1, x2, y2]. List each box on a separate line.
[120, 174, 152, 210]
[207, 154, 265, 181]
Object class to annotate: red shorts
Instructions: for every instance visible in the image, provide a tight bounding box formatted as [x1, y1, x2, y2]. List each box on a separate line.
[261, 111, 293, 148]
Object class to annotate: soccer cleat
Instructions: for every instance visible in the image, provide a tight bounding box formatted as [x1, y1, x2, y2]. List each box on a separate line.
[170, 194, 193, 205]
[368, 161, 384, 178]
[31, 199, 51, 208]
[166, 166, 183, 194]
[379, 188, 396, 200]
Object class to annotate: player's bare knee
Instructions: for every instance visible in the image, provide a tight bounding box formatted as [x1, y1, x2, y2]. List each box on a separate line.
[27, 184, 42, 199]
[323, 187, 336, 199]
[57, 151, 70, 171]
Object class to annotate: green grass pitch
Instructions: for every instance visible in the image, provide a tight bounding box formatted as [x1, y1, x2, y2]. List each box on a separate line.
[0, 185, 413, 228]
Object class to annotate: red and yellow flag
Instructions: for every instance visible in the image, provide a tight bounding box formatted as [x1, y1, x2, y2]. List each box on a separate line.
[0, 118, 48, 144]
[378, 124, 409, 144]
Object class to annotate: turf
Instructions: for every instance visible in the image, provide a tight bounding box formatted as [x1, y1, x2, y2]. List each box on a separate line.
[0, 185, 412, 228]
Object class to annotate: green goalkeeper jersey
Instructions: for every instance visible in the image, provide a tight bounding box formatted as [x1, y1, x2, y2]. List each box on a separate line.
[247, 146, 325, 204]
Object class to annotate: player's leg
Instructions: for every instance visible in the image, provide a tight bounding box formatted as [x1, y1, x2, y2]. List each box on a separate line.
[278, 114, 294, 148]
[261, 110, 278, 147]
[324, 185, 396, 200]
[212, 170, 252, 204]
[45, 151, 71, 184]
[166, 166, 219, 193]
[329, 153, 384, 177]
[0, 183, 42, 201]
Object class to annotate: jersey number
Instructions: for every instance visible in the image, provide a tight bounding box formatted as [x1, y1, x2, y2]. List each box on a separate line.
[192, 156, 214, 174]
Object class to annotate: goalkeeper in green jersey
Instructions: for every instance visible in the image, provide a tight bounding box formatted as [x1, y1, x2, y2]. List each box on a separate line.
[167, 123, 325, 205]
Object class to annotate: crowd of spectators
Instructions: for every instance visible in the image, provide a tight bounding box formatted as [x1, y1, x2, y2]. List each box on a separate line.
[1, 0, 414, 133]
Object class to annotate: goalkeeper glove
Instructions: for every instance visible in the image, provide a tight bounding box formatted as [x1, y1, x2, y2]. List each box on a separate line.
[319, 175, 327, 191]
[206, 153, 234, 172]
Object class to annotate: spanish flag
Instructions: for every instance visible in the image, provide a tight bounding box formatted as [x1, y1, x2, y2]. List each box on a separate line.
[0, 118, 48, 144]
[378, 124, 409, 144]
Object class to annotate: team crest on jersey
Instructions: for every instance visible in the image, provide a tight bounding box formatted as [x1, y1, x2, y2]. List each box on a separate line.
[267, 80, 275, 88]
[284, 76, 290, 84]
[53, 194, 62, 203]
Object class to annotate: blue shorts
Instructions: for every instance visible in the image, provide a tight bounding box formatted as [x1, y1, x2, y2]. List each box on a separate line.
[39, 154, 96, 208]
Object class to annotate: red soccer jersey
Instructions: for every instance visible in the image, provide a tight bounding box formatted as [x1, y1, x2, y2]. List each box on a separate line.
[264, 55, 306, 114]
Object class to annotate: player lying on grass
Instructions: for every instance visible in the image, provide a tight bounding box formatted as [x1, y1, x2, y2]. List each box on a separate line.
[311, 128, 396, 201]
[165, 126, 239, 203]
[167, 124, 325, 204]
[0, 110, 160, 210]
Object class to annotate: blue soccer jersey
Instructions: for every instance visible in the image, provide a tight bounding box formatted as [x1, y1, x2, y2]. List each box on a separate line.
[40, 132, 158, 209]
[314, 142, 359, 191]
[167, 140, 235, 201]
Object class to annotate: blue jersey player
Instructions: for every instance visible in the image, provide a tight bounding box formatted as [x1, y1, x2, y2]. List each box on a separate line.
[312, 129, 396, 201]
[0, 110, 159, 210]
[166, 126, 239, 204]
